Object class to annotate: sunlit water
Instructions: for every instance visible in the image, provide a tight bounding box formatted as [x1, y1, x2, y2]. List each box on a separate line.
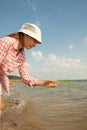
[1, 81, 87, 130]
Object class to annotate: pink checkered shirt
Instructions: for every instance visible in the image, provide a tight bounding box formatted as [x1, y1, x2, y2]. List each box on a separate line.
[0, 36, 38, 93]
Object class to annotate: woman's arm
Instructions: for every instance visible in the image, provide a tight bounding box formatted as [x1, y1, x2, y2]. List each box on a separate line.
[18, 61, 59, 88]
[34, 80, 59, 88]
[18, 61, 38, 87]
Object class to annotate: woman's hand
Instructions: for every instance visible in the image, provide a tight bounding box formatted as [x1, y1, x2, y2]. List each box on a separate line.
[44, 80, 58, 88]
[34, 80, 59, 88]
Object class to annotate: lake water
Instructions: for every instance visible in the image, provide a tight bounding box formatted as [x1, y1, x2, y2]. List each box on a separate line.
[1, 80, 87, 130]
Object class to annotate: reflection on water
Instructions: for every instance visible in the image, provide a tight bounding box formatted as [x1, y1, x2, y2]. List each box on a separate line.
[1, 81, 87, 130]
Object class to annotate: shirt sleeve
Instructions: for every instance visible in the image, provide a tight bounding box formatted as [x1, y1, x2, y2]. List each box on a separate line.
[0, 37, 11, 93]
[0, 74, 9, 93]
[18, 60, 38, 88]
[0, 38, 10, 64]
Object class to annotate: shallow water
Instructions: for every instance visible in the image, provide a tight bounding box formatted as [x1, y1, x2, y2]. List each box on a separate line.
[1, 80, 87, 130]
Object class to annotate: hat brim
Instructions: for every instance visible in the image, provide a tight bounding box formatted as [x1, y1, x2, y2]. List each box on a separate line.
[19, 29, 42, 43]
[7, 31, 42, 44]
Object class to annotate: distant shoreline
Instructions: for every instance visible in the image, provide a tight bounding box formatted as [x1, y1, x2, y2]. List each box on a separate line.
[8, 75, 87, 84]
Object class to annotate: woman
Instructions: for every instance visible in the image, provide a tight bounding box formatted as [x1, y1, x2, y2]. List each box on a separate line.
[0, 22, 58, 117]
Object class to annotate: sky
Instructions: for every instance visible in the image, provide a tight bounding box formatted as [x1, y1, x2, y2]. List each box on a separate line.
[0, 0, 87, 80]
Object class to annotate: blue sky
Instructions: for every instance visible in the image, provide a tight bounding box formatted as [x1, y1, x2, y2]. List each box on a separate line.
[0, 0, 87, 80]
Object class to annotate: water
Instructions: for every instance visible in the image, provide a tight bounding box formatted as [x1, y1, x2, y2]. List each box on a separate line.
[1, 80, 87, 130]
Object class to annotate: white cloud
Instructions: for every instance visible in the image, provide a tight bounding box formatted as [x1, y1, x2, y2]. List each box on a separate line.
[45, 54, 80, 65]
[29, 52, 87, 80]
[27, 0, 37, 12]
[83, 36, 87, 44]
[35, 20, 41, 27]
[68, 44, 75, 50]
[46, 54, 57, 64]
[26, 0, 41, 28]
[31, 51, 43, 60]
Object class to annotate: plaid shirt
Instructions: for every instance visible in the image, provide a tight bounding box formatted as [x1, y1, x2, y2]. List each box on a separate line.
[0, 36, 37, 93]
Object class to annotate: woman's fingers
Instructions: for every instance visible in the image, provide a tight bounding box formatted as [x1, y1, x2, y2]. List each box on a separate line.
[45, 80, 59, 88]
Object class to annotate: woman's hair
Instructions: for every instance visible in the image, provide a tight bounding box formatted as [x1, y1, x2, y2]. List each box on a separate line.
[7, 33, 19, 39]
[18, 32, 24, 46]
[7, 32, 24, 46]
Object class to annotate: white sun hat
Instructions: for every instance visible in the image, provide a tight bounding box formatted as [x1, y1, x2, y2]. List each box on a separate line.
[19, 23, 42, 43]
